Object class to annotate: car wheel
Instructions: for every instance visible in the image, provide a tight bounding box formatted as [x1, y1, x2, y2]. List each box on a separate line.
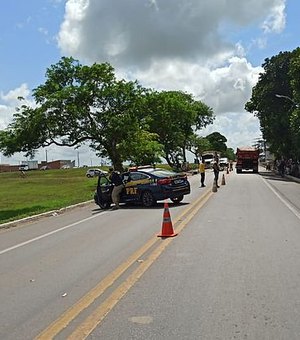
[141, 191, 156, 207]
[99, 201, 111, 209]
[171, 195, 184, 204]
[87, 174, 91, 178]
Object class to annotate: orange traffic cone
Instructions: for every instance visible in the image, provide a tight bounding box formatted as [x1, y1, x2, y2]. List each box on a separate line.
[157, 201, 178, 237]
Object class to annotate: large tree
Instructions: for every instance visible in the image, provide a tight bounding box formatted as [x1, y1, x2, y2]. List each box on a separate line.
[186, 135, 212, 159]
[205, 132, 227, 154]
[289, 48, 300, 158]
[0, 57, 161, 171]
[245, 50, 299, 159]
[144, 90, 214, 167]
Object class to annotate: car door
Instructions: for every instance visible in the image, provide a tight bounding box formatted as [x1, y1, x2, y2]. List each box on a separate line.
[122, 171, 151, 202]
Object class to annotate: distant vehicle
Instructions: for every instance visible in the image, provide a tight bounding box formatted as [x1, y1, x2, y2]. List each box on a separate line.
[19, 164, 29, 171]
[94, 165, 191, 209]
[19, 160, 38, 171]
[219, 157, 229, 171]
[236, 147, 259, 173]
[86, 168, 108, 178]
[201, 151, 220, 169]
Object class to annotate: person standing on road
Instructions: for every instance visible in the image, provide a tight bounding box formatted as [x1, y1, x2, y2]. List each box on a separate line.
[108, 168, 124, 210]
[199, 159, 206, 187]
[278, 159, 286, 177]
[212, 161, 220, 188]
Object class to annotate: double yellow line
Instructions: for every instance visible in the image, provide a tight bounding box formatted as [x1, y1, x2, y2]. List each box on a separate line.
[35, 189, 212, 339]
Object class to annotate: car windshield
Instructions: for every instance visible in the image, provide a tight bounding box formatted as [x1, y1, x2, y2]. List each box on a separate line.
[98, 175, 110, 185]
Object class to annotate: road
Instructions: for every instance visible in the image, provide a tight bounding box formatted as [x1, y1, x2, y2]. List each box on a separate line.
[0, 169, 300, 339]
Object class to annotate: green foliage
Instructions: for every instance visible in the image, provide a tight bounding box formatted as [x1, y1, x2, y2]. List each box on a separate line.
[144, 90, 214, 167]
[289, 48, 300, 158]
[0, 57, 215, 170]
[0, 58, 152, 171]
[205, 132, 227, 153]
[186, 135, 212, 157]
[245, 49, 300, 159]
[118, 130, 164, 166]
[225, 147, 236, 160]
[0, 168, 97, 224]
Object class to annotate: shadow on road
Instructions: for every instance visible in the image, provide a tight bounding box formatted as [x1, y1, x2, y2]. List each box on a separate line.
[91, 201, 189, 214]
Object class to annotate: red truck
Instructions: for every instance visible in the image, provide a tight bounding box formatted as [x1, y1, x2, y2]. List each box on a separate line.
[236, 146, 259, 173]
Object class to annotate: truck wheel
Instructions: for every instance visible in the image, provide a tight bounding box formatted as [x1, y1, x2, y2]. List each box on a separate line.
[141, 191, 156, 207]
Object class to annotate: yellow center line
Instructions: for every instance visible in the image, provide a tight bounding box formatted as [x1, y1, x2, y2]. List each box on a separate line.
[35, 189, 212, 340]
[68, 191, 212, 339]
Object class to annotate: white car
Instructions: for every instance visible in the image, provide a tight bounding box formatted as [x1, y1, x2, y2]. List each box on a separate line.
[19, 165, 29, 171]
[86, 168, 107, 178]
[219, 157, 229, 171]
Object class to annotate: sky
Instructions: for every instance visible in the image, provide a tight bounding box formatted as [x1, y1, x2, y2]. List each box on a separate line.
[0, 0, 299, 166]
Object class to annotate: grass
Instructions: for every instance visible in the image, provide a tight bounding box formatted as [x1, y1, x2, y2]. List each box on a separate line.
[0, 167, 103, 225]
[0, 163, 194, 225]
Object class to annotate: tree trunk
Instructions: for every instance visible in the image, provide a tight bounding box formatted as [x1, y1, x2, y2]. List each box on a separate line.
[182, 146, 187, 163]
[107, 144, 124, 172]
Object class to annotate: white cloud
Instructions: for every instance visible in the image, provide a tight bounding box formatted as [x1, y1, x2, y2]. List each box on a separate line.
[261, 2, 286, 33]
[55, 0, 284, 150]
[1, 83, 31, 103]
[0, 84, 33, 130]
[58, 0, 286, 66]
[199, 112, 261, 150]
[0, 84, 101, 165]
[1, 0, 287, 163]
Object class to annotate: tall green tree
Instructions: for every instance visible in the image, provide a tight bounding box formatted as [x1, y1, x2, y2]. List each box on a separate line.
[289, 48, 300, 159]
[225, 147, 236, 160]
[144, 90, 214, 167]
[245, 51, 297, 159]
[118, 130, 163, 166]
[0, 57, 160, 171]
[205, 132, 227, 154]
[186, 135, 212, 159]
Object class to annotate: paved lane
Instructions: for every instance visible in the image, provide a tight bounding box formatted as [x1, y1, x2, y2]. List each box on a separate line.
[88, 170, 300, 340]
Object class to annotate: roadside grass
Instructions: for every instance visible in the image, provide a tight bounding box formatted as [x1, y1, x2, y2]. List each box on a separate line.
[0, 163, 191, 225]
[0, 168, 100, 225]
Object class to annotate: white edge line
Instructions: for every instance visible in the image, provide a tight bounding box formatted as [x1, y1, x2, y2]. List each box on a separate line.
[0, 213, 101, 256]
[262, 176, 300, 220]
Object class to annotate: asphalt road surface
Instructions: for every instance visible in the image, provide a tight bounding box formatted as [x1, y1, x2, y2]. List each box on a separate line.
[0, 168, 300, 340]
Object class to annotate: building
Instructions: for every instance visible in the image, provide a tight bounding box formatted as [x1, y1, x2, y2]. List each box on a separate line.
[0, 160, 75, 172]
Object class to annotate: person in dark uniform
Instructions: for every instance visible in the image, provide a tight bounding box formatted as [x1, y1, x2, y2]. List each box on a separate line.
[108, 168, 124, 210]
[212, 161, 220, 188]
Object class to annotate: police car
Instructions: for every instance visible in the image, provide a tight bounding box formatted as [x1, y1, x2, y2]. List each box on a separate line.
[94, 166, 191, 209]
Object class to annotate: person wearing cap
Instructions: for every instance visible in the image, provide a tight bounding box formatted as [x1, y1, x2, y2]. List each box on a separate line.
[199, 158, 206, 187]
[108, 168, 124, 210]
[212, 161, 220, 188]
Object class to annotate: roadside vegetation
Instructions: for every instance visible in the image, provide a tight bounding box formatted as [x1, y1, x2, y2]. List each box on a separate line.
[245, 47, 300, 160]
[0, 164, 180, 225]
[0, 57, 217, 172]
[0, 168, 101, 225]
